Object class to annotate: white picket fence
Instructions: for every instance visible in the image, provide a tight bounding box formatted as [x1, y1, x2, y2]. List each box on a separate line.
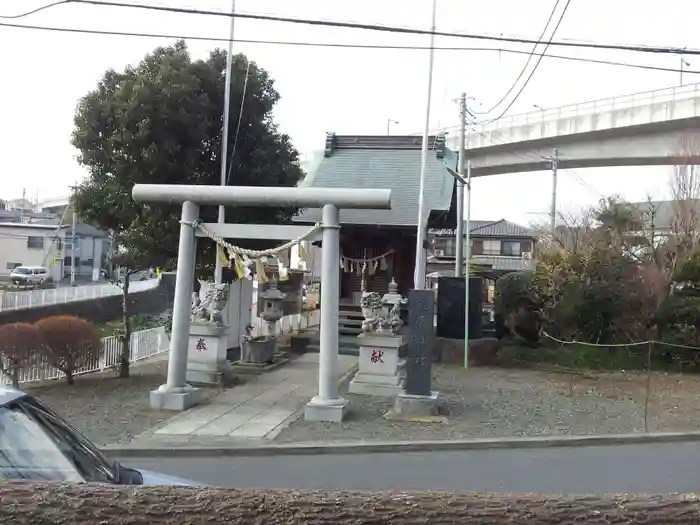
[0, 278, 159, 313]
[0, 309, 321, 388]
[0, 326, 169, 387]
[250, 308, 320, 337]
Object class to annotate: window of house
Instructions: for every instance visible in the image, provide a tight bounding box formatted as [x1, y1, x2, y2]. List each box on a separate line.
[80, 259, 93, 267]
[433, 238, 456, 256]
[502, 241, 522, 256]
[482, 239, 501, 255]
[64, 256, 80, 267]
[5, 262, 21, 270]
[27, 237, 44, 249]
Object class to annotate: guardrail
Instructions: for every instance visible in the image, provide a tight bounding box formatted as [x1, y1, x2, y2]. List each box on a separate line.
[0, 279, 159, 313]
[471, 82, 700, 134]
[0, 326, 169, 387]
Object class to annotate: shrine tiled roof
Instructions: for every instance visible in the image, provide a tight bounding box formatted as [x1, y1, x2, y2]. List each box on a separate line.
[294, 134, 455, 227]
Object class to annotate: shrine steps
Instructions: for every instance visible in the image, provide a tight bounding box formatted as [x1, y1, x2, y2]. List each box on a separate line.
[339, 306, 364, 336]
[301, 334, 362, 356]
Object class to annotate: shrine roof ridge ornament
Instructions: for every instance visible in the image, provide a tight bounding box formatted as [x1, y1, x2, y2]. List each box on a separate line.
[132, 184, 392, 210]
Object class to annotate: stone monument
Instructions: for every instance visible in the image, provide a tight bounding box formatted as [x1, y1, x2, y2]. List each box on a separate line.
[349, 279, 407, 396]
[389, 288, 443, 421]
[186, 283, 231, 385]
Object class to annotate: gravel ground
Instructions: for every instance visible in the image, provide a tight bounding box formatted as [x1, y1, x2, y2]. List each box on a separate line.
[275, 366, 658, 444]
[21, 355, 223, 446]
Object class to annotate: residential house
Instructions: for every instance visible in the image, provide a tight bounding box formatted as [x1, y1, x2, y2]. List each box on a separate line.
[629, 199, 697, 240]
[428, 219, 537, 307]
[0, 216, 109, 282]
[294, 133, 457, 303]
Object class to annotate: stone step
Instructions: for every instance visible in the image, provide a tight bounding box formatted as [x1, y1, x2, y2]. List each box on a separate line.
[339, 310, 364, 320]
[339, 326, 363, 335]
[339, 318, 364, 326]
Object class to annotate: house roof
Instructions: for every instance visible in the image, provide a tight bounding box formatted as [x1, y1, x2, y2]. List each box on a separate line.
[471, 219, 535, 238]
[429, 219, 535, 239]
[294, 134, 454, 227]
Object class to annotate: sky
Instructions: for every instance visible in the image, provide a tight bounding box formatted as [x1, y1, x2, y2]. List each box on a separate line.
[1, 0, 698, 226]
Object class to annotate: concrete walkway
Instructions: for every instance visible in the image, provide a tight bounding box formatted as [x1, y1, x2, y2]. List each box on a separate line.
[123, 354, 357, 448]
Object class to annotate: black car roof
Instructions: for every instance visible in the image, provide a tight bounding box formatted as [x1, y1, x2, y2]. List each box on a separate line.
[0, 387, 25, 406]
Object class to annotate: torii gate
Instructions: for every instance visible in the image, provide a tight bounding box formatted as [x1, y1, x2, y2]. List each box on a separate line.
[132, 184, 392, 422]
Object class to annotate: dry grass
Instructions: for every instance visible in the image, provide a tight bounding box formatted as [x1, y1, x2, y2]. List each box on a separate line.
[547, 370, 700, 432]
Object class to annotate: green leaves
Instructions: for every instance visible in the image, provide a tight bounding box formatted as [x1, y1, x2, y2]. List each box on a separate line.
[71, 40, 303, 278]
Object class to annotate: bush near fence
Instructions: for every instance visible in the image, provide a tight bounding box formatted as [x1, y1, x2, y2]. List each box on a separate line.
[0, 308, 319, 388]
[0, 325, 170, 388]
[496, 332, 700, 374]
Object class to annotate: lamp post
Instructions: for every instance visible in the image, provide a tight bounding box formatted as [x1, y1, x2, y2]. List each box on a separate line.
[386, 119, 399, 135]
[681, 57, 691, 86]
[413, 0, 438, 290]
[214, 0, 237, 285]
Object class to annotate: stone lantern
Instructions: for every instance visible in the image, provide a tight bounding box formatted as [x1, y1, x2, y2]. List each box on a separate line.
[242, 278, 286, 363]
[259, 279, 286, 335]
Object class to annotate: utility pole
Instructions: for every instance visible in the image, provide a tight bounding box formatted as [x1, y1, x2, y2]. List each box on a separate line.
[413, 0, 438, 290]
[549, 148, 559, 233]
[454, 93, 466, 277]
[70, 210, 77, 286]
[214, 0, 237, 285]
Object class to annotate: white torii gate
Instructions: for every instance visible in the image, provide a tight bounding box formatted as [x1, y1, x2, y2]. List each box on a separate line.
[132, 184, 392, 422]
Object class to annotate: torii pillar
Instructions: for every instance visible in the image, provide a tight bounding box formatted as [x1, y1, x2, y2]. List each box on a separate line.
[132, 184, 391, 422]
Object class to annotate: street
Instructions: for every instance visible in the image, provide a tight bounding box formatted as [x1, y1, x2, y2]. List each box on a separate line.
[118, 441, 700, 493]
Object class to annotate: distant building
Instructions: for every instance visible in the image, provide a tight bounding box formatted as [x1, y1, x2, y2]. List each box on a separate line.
[428, 219, 537, 308]
[0, 214, 109, 282]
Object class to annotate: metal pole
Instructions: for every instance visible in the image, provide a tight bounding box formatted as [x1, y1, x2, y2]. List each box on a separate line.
[215, 0, 237, 285]
[681, 57, 684, 86]
[464, 160, 472, 370]
[550, 148, 559, 233]
[455, 93, 466, 277]
[413, 0, 438, 290]
[162, 201, 199, 391]
[70, 210, 76, 286]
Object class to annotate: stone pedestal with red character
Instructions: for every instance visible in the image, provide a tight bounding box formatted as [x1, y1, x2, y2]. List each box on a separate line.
[348, 333, 404, 397]
[186, 322, 230, 385]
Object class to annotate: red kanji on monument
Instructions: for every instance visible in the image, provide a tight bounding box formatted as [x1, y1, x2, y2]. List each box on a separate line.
[370, 349, 384, 363]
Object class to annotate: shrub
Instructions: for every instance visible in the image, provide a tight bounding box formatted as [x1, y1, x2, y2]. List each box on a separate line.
[0, 322, 40, 388]
[35, 316, 102, 385]
[494, 270, 541, 343]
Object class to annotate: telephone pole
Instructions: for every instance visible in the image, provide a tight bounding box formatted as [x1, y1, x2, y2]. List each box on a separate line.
[454, 93, 466, 277]
[549, 148, 559, 233]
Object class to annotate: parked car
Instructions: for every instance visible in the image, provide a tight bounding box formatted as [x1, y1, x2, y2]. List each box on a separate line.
[0, 388, 199, 485]
[10, 265, 51, 287]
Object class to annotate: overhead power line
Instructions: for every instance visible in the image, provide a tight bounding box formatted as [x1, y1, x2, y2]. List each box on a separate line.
[0, 20, 698, 77]
[10, 0, 700, 57]
[478, 0, 561, 115]
[475, 0, 572, 124]
[0, 0, 67, 19]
